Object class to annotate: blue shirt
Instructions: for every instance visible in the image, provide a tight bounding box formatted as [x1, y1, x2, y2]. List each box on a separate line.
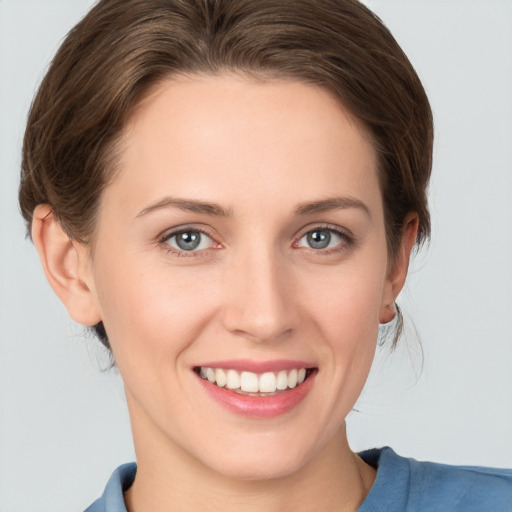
[84, 447, 512, 511]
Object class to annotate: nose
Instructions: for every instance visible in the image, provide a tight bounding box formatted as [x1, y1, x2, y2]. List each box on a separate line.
[221, 247, 298, 343]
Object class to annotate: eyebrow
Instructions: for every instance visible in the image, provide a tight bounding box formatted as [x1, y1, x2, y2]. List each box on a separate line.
[136, 197, 231, 218]
[136, 195, 370, 219]
[295, 196, 371, 217]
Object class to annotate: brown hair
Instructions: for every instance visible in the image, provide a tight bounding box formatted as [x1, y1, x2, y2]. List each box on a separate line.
[19, 0, 433, 349]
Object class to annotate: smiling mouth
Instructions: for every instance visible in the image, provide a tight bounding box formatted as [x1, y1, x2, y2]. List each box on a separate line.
[194, 366, 316, 395]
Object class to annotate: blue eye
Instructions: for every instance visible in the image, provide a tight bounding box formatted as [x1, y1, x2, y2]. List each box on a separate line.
[165, 230, 213, 252]
[298, 228, 345, 250]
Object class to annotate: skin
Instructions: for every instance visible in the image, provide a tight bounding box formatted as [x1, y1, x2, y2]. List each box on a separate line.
[33, 75, 418, 511]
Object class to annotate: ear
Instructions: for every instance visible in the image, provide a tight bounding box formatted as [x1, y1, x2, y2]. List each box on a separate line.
[379, 212, 419, 323]
[31, 204, 101, 326]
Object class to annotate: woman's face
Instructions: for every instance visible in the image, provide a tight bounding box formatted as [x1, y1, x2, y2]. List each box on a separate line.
[82, 76, 401, 479]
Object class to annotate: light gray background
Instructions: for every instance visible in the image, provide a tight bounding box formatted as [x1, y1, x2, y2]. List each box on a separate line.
[1, 1, 511, 511]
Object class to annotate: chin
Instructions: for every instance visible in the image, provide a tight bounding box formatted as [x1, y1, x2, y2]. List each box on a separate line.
[189, 430, 326, 482]
[208, 452, 309, 482]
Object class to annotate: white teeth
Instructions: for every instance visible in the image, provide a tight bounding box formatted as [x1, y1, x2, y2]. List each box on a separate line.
[215, 368, 227, 387]
[276, 370, 288, 390]
[240, 372, 259, 392]
[259, 372, 277, 393]
[198, 367, 311, 393]
[288, 369, 298, 389]
[226, 369, 241, 390]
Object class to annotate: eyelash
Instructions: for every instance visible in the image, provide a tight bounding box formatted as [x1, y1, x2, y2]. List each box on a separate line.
[158, 224, 354, 258]
[294, 224, 354, 255]
[158, 227, 218, 258]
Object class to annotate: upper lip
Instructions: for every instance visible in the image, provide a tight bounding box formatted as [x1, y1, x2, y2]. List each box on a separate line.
[195, 359, 316, 373]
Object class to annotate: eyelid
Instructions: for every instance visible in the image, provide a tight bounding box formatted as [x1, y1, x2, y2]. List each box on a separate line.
[156, 222, 354, 257]
[294, 223, 354, 242]
[158, 224, 221, 256]
[293, 223, 355, 251]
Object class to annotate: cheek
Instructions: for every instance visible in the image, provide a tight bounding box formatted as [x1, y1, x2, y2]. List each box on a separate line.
[92, 261, 227, 428]
[93, 256, 223, 364]
[300, 260, 385, 392]
[305, 259, 386, 337]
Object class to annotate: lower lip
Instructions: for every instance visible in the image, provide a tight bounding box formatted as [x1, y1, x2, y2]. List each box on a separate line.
[195, 371, 316, 419]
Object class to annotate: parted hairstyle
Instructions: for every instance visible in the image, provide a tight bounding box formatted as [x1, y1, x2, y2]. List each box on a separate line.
[19, 0, 433, 350]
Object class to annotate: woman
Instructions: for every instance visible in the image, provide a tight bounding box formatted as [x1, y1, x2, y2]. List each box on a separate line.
[17, 0, 512, 510]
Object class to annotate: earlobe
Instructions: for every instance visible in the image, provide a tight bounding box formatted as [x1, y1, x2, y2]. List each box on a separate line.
[31, 204, 101, 326]
[379, 302, 396, 325]
[379, 213, 419, 324]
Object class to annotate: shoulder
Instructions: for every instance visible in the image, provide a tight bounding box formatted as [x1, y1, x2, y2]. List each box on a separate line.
[83, 463, 136, 512]
[359, 447, 512, 512]
[406, 454, 512, 511]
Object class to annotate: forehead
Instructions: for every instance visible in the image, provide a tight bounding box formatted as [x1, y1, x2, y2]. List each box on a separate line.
[109, 75, 381, 216]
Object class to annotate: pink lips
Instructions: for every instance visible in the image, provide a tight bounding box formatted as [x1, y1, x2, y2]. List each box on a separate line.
[194, 359, 317, 419]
